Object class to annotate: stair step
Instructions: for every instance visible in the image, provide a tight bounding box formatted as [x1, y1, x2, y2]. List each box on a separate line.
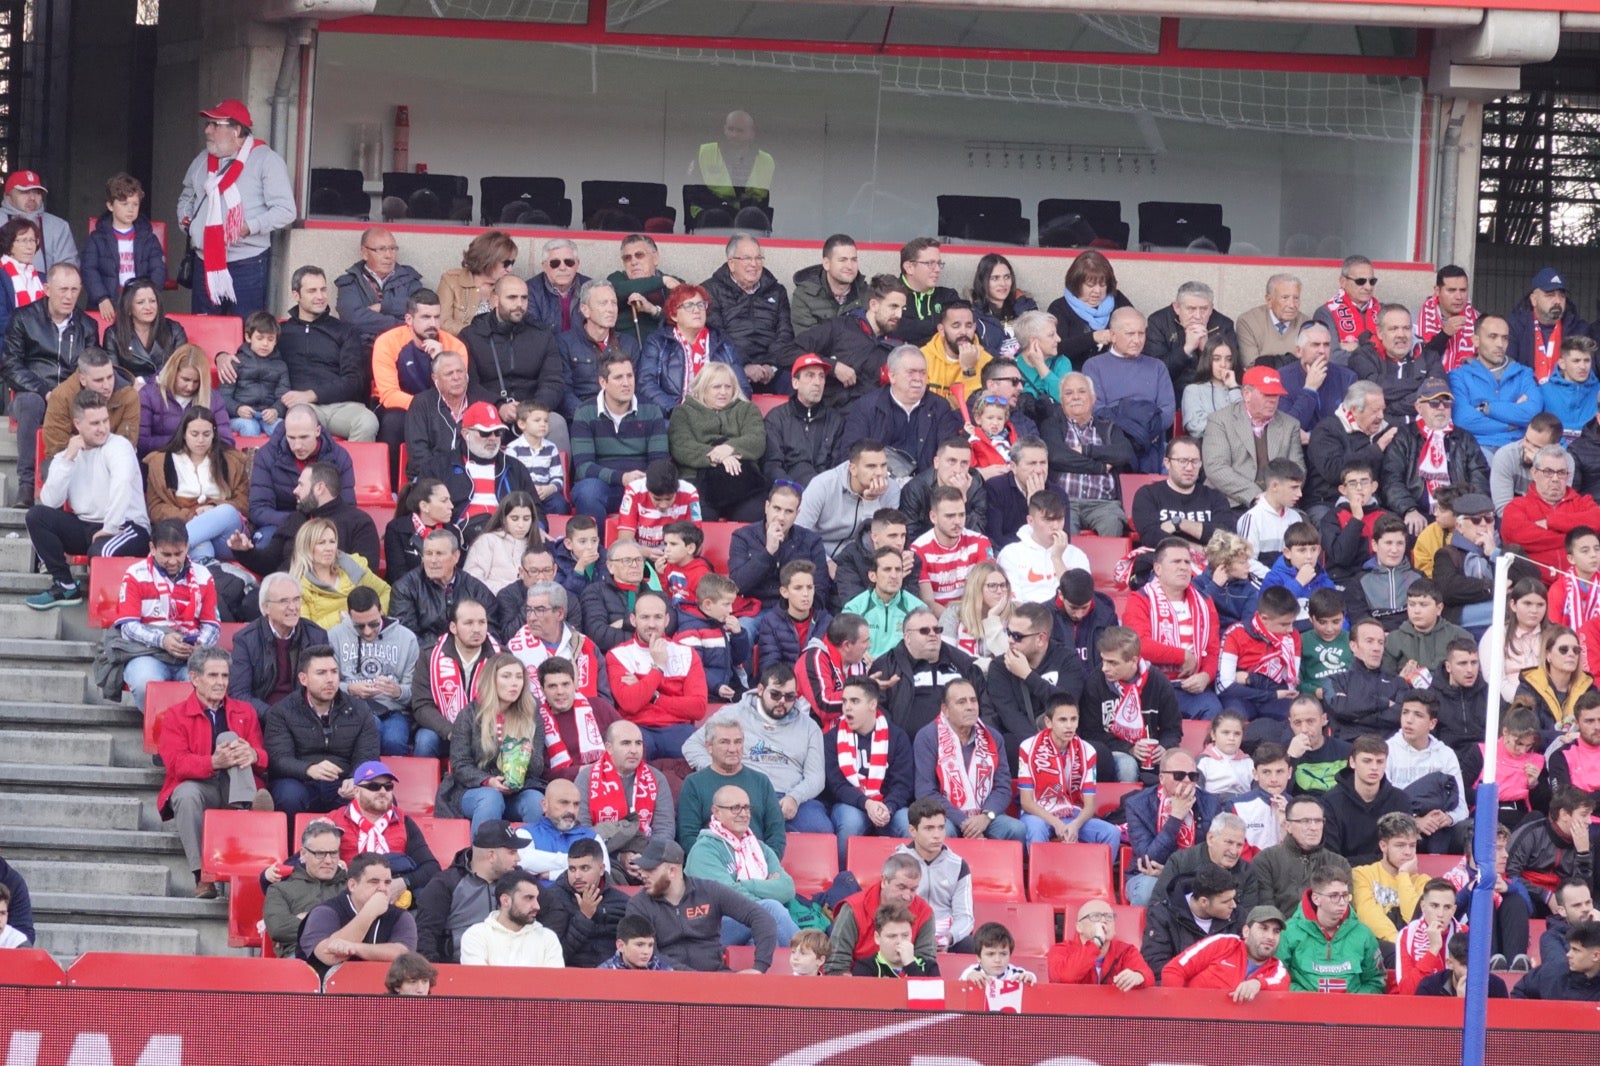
[10, 859, 171, 896]
[0, 573, 63, 604]
[0, 604, 61, 639]
[1, 825, 190, 881]
[33, 891, 224, 920]
[0, 791, 144, 830]
[34, 921, 199, 958]
[0, 637, 98, 664]
[0, 506, 24, 530]
[0, 730, 113, 767]
[0, 535, 33, 570]
[0, 762, 163, 790]
[0, 701, 140, 728]
[0, 669, 89, 704]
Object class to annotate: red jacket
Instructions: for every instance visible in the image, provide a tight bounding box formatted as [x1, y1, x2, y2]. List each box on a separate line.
[1046, 936, 1155, 986]
[1160, 932, 1289, 991]
[1123, 584, 1220, 679]
[156, 692, 267, 815]
[606, 639, 709, 728]
[797, 637, 860, 733]
[845, 880, 935, 962]
[1501, 488, 1600, 580]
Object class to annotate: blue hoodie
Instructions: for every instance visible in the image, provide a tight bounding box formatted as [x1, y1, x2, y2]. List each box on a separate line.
[1449, 357, 1542, 451]
[1260, 555, 1337, 617]
[1539, 368, 1600, 436]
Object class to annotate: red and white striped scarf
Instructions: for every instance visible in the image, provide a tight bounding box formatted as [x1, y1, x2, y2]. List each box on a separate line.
[1532, 319, 1563, 385]
[427, 639, 497, 724]
[1418, 422, 1452, 508]
[2, 257, 42, 307]
[706, 815, 768, 881]
[1144, 581, 1213, 667]
[935, 715, 996, 813]
[1250, 614, 1301, 686]
[1156, 790, 1196, 850]
[345, 800, 399, 854]
[674, 328, 710, 400]
[200, 135, 257, 305]
[1323, 291, 1378, 345]
[836, 714, 891, 800]
[539, 694, 604, 770]
[587, 751, 658, 836]
[1109, 660, 1152, 750]
[1416, 296, 1478, 373]
[1027, 730, 1091, 816]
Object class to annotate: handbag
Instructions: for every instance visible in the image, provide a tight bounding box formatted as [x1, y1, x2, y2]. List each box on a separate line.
[176, 234, 195, 289]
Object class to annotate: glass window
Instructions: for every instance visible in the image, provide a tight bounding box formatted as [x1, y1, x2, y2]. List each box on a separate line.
[373, 0, 588, 24]
[1177, 20, 1416, 57]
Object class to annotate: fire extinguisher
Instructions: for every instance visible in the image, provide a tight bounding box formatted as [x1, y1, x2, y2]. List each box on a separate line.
[393, 105, 409, 174]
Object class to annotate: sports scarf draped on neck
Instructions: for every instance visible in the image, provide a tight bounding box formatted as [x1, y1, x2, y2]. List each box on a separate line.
[1, 257, 42, 307]
[935, 714, 996, 813]
[1156, 790, 1196, 850]
[1323, 291, 1377, 345]
[836, 713, 891, 800]
[346, 800, 399, 854]
[1416, 296, 1477, 373]
[1417, 422, 1453, 508]
[540, 694, 604, 770]
[1109, 660, 1152, 748]
[1063, 289, 1113, 332]
[707, 815, 769, 880]
[428, 637, 498, 724]
[1145, 581, 1214, 666]
[1028, 730, 1089, 814]
[1248, 614, 1300, 686]
[200, 135, 258, 305]
[587, 751, 658, 835]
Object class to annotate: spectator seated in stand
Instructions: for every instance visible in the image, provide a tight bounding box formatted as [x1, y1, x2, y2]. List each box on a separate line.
[230, 573, 327, 714]
[41, 344, 139, 465]
[625, 837, 779, 973]
[436, 652, 549, 833]
[246, 406, 356, 546]
[326, 759, 442, 903]
[392, 527, 497, 649]
[299, 853, 419, 978]
[516, 779, 600, 882]
[262, 818, 346, 959]
[98, 519, 220, 711]
[263, 643, 379, 819]
[912, 678, 1027, 843]
[329, 586, 421, 757]
[230, 460, 381, 578]
[413, 819, 530, 964]
[1046, 900, 1154, 989]
[538, 836, 633, 968]
[577, 719, 677, 854]
[895, 797, 975, 954]
[685, 783, 801, 948]
[607, 590, 708, 761]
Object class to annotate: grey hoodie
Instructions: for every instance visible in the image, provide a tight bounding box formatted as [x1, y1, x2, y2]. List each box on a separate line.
[894, 842, 974, 950]
[328, 615, 420, 716]
[680, 690, 826, 804]
[0, 202, 77, 270]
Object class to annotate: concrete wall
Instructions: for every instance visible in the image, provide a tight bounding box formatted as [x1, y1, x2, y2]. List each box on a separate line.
[283, 221, 1440, 324]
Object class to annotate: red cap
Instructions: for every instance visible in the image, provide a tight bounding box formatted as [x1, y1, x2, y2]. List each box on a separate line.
[199, 99, 253, 128]
[1242, 366, 1287, 396]
[461, 401, 508, 434]
[4, 171, 45, 195]
[791, 353, 830, 376]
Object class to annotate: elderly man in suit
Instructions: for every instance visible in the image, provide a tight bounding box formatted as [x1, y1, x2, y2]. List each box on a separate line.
[1200, 365, 1306, 516]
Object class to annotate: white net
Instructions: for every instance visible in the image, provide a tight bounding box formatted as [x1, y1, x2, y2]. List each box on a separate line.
[403, 0, 587, 22]
[579, 45, 1420, 144]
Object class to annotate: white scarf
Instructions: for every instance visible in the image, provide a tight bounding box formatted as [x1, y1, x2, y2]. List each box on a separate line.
[707, 815, 768, 881]
[935, 714, 996, 813]
[1418, 421, 1452, 508]
[346, 800, 398, 854]
[836, 713, 891, 801]
[2, 256, 42, 307]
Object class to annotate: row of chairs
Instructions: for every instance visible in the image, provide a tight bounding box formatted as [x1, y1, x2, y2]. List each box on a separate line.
[936, 197, 1232, 251]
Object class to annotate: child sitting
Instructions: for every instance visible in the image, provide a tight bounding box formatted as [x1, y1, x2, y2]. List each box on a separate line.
[1300, 588, 1352, 695]
[966, 393, 1016, 470]
[1382, 579, 1472, 687]
[504, 401, 568, 515]
[1411, 484, 1464, 579]
[1197, 709, 1253, 799]
[674, 573, 751, 703]
[218, 310, 289, 437]
[958, 921, 1038, 988]
[790, 928, 830, 976]
[463, 491, 538, 594]
[1260, 521, 1337, 621]
[1017, 695, 1124, 848]
[659, 520, 713, 605]
[1236, 459, 1307, 566]
[1480, 701, 1548, 828]
[851, 903, 939, 977]
[755, 560, 831, 676]
[1548, 526, 1600, 638]
[1347, 514, 1422, 632]
[1218, 585, 1304, 726]
[1318, 460, 1392, 585]
[551, 514, 604, 598]
[598, 914, 673, 970]
[617, 458, 701, 565]
[1228, 742, 1292, 855]
[1193, 529, 1261, 629]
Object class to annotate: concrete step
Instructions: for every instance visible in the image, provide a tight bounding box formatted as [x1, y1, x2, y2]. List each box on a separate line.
[0, 603, 61, 638]
[34, 921, 200, 958]
[0, 637, 98, 665]
[0, 572, 62, 604]
[0, 730, 113, 767]
[0, 762, 163, 791]
[10, 859, 171, 896]
[0, 702, 144, 764]
[0, 506, 24, 530]
[2, 824, 191, 882]
[0, 534, 33, 571]
[0, 669, 90, 704]
[33, 896, 234, 956]
[0, 791, 146, 830]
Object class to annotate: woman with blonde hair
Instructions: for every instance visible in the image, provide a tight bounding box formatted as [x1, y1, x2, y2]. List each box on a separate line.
[1514, 622, 1591, 737]
[137, 343, 232, 456]
[288, 517, 390, 629]
[940, 561, 1012, 668]
[437, 229, 518, 335]
[667, 361, 767, 520]
[438, 651, 547, 831]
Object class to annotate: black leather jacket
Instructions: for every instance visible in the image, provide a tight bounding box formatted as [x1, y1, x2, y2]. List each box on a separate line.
[2, 301, 98, 395]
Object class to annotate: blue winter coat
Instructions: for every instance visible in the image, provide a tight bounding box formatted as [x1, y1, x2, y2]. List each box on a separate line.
[637, 327, 749, 414]
[755, 605, 832, 676]
[80, 213, 167, 307]
[1506, 299, 1593, 377]
[1538, 369, 1600, 435]
[1449, 357, 1542, 451]
[248, 418, 356, 530]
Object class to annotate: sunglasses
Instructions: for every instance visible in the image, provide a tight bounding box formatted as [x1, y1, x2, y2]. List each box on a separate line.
[359, 781, 395, 792]
[622, 250, 652, 262]
[501, 258, 517, 269]
[353, 618, 384, 631]
[547, 258, 577, 268]
[1344, 275, 1377, 286]
[766, 690, 799, 702]
[910, 625, 945, 636]
[1165, 770, 1201, 783]
[979, 396, 1010, 408]
[1555, 644, 1581, 655]
[1006, 630, 1037, 643]
[1422, 398, 1453, 409]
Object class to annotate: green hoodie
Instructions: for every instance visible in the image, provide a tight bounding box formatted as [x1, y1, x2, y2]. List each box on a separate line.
[1276, 890, 1386, 994]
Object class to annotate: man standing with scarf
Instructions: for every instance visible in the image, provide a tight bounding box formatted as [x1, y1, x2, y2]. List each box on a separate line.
[177, 99, 294, 318]
[1417, 266, 1479, 373]
[1124, 538, 1222, 720]
[911, 679, 1026, 843]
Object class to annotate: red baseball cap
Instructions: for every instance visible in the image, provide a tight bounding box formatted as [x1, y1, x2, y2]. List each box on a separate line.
[4, 171, 45, 195]
[199, 99, 253, 128]
[792, 353, 830, 376]
[461, 401, 508, 434]
[1242, 366, 1287, 396]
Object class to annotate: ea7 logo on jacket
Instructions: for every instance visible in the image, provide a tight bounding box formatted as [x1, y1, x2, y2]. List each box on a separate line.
[683, 904, 712, 919]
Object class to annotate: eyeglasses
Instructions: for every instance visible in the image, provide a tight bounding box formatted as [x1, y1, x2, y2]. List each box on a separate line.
[913, 259, 945, 269]
[525, 604, 554, 616]
[1422, 398, 1453, 409]
[730, 255, 766, 264]
[522, 565, 556, 577]
[1006, 630, 1038, 643]
[909, 625, 945, 636]
[714, 803, 753, 814]
[1343, 275, 1377, 286]
[1165, 770, 1201, 782]
[1534, 466, 1571, 478]
[501, 258, 517, 269]
[364, 244, 398, 254]
[622, 250, 652, 262]
[303, 847, 340, 860]
[677, 300, 708, 311]
[359, 781, 395, 792]
[1169, 456, 1202, 466]
[1285, 816, 1325, 825]
[766, 690, 799, 703]
[1315, 890, 1352, 902]
[990, 377, 1023, 386]
[203, 120, 237, 130]
[547, 258, 577, 269]
[1078, 913, 1116, 923]
[611, 556, 644, 565]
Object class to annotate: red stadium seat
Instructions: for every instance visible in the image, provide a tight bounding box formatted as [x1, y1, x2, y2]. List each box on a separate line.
[701, 521, 739, 573]
[227, 873, 266, 948]
[544, 513, 569, 539]
[293, 811, 319, 841]
[1009, 953, 1049, 982]
[1093, 782, 1142, 817]
[344, 441, 394, 505]
[604, 514, 620, 546]
[66, 952, 319, 993]
[169, 313, 244, 361]
[725, 945, 794, 972]
[945, 837, 1025, 902]
[1027, 842, 1113, 910]
[358, 504, 393, 569]
[1111, 903, 1145, 946]
[413, 815, 471, 865]
[753, 393, 785, 415]
[1072, 535, 1132, 590]
[200, 809, 288, 881]
[398, 443, 410, 481]
[1119, 474, 1164, 539]
[972, 900, 1056, 956]
[779, 832, 838, 898]
[216, 621, 245, 652]
[87, 556, 136, 629]
[1180, 719, 1209, 757]
[5, 948, 65, 986]
[1415, 854, 1462, 879]
[233, 434, 269, 451]
[844, 835, 905, 885]
[142, 680, 191, 754]
[386, 755, 442, 817]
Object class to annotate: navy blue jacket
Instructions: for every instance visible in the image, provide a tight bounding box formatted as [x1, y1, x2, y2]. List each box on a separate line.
[674, 601, 751, 696]
[555, 324, 639, 421]
[637, 327, 749, 415]
[837, 385, 963, 478]
[824, 719, 915, 812]
[228, 616, 328, 714]
[728, 522, 831, 610]
[1124, 784, 1222, 866]
[1505, 298, 1593, 377]
[334, 261, 425, 345]
[755, 605, 832, 676]
[527, 272, 592, 335]
[80, 213, 167, 307]
[247, 419, 356, 530]
[0, 855, 33, 943]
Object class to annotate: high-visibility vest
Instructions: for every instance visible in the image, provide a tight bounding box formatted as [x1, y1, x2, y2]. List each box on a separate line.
[695, 142, 773, 211]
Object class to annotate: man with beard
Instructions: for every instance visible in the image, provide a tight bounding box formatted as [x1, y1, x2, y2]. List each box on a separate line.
[1449, 313, 1539, 457]
[374, 288, 471, 474]
[1417, 265, 1480, 372]
[325, 760, 442, 900]
[624, 837, 776, 972]
[761, 352, 845, 489]
[556, 280, 640, 421]
[538, 837, 631, 967]
[458, 868, 564, 967]
[440, 401, 536, 534]
[1131, 436, 1235, 549]
[1162, 905, 1290, 998]
[414, 819, 529, 963]
[1506, 268, 1594, 384]
[403, 350, 497, 480]
[578, 720, 677, 848]
[776, 274, 909, 410]
[409, 597, 498, 762]
[517, 778, 600, 881]
[920, 301, 988, 407]
[228, 460, 379, 575]
[463, 274, 564, 426]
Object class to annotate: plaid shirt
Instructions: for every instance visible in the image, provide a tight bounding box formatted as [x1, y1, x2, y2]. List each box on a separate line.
[1058, 416, 1115, 501]
[505, 436, 565, 491]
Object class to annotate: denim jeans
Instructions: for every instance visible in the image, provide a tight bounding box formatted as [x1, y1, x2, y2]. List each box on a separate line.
[639, 723, 696, 761]
[785, 798, 834, 835]
[1021, 813, 1123, 847]
[829, 803, 912, 865]
[123, 654, 188, 711]
[720, 897, 799, 948]
[571, 478, 625, 520]
[376, 711, 414, 756]
[1175, 688, 1224, 721]
[268, 777, 343, 821]
[413, 728, 445, 760]
[190, 249, 271, 319]
[186, 504, 243, 562]
[459, 785, 544, 832]
[230, 415, 271, 437]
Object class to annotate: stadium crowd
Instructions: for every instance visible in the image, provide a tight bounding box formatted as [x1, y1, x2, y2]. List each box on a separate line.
[5, 108, 1600, 1000]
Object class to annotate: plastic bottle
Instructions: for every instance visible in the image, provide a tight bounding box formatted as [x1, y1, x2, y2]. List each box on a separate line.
[393, 105, 409, 174]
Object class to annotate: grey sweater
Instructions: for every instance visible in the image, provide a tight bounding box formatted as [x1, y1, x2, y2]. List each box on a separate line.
[575, 762, 677, 844]
[895, 843, 974, 949]
[177, 142, 297, 261]
[327, 615, 420, 716]
[796, 460, 903, 558]
[680, 691, 825, 804]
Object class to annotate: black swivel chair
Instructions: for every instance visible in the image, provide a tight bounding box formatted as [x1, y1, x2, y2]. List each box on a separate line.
[381, 172, 471, 222]
[1037, 199, 1129, 249]
[1137, 201, 1232, 254]
[480, 177, 572, 227]
[307, 168, 369, 218]
[935, 195, 1030, 246]
[581, 181, 673, 231]
[683, 185, 772, 234]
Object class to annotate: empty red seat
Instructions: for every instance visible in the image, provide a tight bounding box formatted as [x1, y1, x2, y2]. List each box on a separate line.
[945, 837, 1025, 902]
[358, 504, 393, 570]
[1072, 535, 1132, 590]
[844, 835, 905, 885]
[604, 514, 620, 546]
[543, 513, 569, 539]
[344, 441, 394, 505]
[724, 945, 794, 972]
[200, 809, 287, 882]
[753, 393, 785, 415]
[87, 556, 136, 629]
[1180, 719, 1209, 757]
[386, 755, 442, 817]
[413, 815, 471, 865]
[66, 952, 318, 993]
[1111, 902, 1146, 946]
[216, 621, 245, 652]
[972, 899, 1056, 956]
[227, 873, 266, 949]
[1093, 782, 1143, 817]
[1027, 841, 1114, 910]
[701, 522, 739, 573]
[1415, 853, 1462, 878]
[169, 313, 244, 360]
[779, 832, 838, 898]
[142, 680, 191, 754]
